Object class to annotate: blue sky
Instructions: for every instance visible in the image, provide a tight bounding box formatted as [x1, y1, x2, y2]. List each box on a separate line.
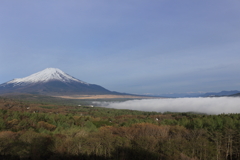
[0, 0, 240, 95]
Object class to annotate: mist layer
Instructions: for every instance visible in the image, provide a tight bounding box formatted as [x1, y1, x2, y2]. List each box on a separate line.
[94, 97, 240, 114]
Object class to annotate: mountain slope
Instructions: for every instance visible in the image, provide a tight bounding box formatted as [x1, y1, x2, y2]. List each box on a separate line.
[200, 90, 240, 97]
[153, 90, 240, 98]
[0, 68, 117, 96]
[1, 68, 87, 85]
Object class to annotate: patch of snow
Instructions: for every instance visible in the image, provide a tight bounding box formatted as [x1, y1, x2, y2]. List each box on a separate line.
[4, 68, 89, 87]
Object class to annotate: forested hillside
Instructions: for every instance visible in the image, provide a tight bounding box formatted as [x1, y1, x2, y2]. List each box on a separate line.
[0, 97, 240, 160]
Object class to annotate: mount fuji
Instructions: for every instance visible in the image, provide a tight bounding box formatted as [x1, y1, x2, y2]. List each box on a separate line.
[0, 68, 118, 96]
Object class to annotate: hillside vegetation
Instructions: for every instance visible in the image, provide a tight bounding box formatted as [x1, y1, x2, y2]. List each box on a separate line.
[0, 96, 240, 160]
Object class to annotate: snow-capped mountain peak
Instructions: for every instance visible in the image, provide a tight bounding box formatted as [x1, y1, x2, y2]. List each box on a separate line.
[4, 68, 89, 86]
[0, 68, 114, 95]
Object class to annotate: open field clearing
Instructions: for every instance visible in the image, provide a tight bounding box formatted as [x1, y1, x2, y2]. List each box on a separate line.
[54, 94, 160, 99]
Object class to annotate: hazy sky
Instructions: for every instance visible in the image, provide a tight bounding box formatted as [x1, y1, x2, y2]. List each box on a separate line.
[1, 1, 240, 95]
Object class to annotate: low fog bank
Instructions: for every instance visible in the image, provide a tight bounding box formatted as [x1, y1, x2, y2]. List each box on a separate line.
[93, 97, 240, 114]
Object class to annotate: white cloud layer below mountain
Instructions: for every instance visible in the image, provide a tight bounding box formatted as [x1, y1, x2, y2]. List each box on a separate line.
[94, 97, 240, 114]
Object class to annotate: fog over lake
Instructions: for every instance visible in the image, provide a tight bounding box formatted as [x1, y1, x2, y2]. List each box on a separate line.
[94, 97, 240, 114]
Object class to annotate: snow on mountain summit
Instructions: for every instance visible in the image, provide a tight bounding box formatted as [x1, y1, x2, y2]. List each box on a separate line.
[0, 68, 115, 95]
[5, 68, 88, 86]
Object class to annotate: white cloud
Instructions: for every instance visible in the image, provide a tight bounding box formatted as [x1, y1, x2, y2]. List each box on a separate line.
[93, 97, 240, 114]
